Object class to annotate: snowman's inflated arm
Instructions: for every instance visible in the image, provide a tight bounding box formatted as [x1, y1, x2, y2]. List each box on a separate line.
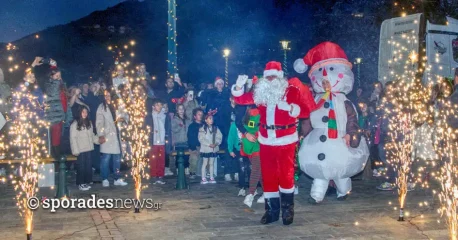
[345, 100, 362, 148]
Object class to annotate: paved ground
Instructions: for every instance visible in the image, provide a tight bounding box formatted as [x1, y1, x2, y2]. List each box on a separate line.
[0, 169, 449, 240]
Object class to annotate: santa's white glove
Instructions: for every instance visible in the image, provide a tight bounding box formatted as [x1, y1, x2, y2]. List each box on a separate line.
[236, 75, 249, 88]
[277, 100, 291, 112]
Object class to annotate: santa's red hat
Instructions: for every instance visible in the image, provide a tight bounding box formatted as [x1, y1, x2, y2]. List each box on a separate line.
[293, 42, 352, 77]
[263, 61, 284, 78]
[214, 77, 224, 86]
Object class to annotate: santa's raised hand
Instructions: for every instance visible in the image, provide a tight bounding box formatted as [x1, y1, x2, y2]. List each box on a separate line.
[235, 75, 249, 88]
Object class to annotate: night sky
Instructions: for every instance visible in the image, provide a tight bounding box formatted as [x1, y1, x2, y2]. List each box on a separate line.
[0, 0, 126, 43]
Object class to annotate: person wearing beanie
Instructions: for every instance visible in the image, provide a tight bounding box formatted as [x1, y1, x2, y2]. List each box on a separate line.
[206, 77, 231, 149]
[232, 61, 319, 226]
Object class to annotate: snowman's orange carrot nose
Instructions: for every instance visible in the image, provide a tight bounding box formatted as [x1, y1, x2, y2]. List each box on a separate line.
[323, 68, 328, 77]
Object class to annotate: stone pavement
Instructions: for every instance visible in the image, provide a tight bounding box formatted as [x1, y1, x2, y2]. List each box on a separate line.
[0, 170, 450, 240]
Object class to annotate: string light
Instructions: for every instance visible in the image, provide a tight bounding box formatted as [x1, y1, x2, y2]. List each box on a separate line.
[167, 0, 178, 78]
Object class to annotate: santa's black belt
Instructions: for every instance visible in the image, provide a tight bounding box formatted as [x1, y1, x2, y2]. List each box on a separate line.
[260, 123, 297, 130]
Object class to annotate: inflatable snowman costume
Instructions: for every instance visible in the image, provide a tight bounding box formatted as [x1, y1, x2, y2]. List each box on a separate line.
[294, 42, 369, 203]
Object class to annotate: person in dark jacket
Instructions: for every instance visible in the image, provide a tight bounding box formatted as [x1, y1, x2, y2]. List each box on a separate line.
[187, 108, 204, 178]
[204, 77, 231, 149]
[163, 77, 185, 115]
[44, 67, 67, 159]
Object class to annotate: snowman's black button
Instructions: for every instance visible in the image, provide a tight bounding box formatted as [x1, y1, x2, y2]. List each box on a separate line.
[324, 102, 330, 108]
[320, 135, 327, 142]
[322, 116, 329, 122]
[318, 153, 325, 161]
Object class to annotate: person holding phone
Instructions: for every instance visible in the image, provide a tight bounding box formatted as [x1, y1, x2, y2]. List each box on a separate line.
[164, 74, 184, 115]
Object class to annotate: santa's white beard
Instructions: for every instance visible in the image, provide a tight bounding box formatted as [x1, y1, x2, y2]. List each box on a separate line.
[253, 77, 288, 106]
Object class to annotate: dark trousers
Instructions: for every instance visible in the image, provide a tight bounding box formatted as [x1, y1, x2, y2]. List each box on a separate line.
[233, 151, 251, 188]
[92, 144, 101, 173]
[76, 151, 93, 185]
[224, 151, 241, 175]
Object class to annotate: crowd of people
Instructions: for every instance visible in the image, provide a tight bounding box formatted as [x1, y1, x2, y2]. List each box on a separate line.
[0, 46, 455, 225]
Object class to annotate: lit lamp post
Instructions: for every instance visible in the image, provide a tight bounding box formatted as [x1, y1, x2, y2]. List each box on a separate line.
[355, 58, 362, 88]
[223, 49, 231, 87]
[280, 41, 290, 76]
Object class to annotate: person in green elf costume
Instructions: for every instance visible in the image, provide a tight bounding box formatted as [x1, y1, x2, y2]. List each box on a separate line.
[230, 76, 264, 208]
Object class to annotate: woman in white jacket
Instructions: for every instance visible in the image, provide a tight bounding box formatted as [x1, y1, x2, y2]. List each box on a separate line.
[96, 90, 128, 187]
[70, 106, 101, 191]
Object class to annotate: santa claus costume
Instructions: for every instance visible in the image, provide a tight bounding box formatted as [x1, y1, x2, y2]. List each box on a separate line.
[232, 61, 322, 225]
[294, 42, 370, 204]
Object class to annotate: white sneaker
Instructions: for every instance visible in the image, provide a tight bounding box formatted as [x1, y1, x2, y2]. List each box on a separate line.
[79, 184, 90, 191]
[164, 167, 173, 176]
[238, 188, 246, 197]
[294, 186, 299, 195]
[185, 168, 190, 175]
[234, 173, 239, 181]
[407, 182, 415, 191]
[257, 193, 265, 203]
[0, 168, 6, 176]
[224, 174, 232, 182]
[253, 189, 258, 196]
[243, 194, 254, 208]
[154, 179, 166, 185]
[373, 169, 382, 177]
[201, 178, 208, 184]
[114, 179, 128, 186]
[102, 179, 109, 187]
[209, 178, 217, 184]
[0, 155, 5, 160]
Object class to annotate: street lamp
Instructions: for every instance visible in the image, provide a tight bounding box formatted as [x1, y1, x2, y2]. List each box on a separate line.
[223, 49, 231, 87]
[355, 58, 362, 88]
[280, 41, 290, 76]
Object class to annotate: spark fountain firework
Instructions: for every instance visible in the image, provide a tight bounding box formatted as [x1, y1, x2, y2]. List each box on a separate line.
[9, 78, 48, 239]
[433, 76, 458, 240]
[110, 40, 150, 213]
[122, 84, 150, 213]
[382, 33, 428, 222]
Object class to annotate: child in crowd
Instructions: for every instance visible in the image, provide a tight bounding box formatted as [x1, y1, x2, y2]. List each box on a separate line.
[227, 103, 251, 195]
[171, 104, 191, 174]
[163, 102, 174, 176]
[150, 99, 167, 184]
[198, 111, 222, 184]
[184, 89, 199, 120]
[187, 108, 204, 179]
[225, 96, 240, 182]
[70, 106, 102, 191]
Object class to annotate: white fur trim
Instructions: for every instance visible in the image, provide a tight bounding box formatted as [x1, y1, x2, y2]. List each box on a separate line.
[279, 186, 295, 194]
[264, 69, 284, 78]
[266, 104, 276, 140]
[264, 191, 280, 198]
[231, 85, 244, 97]
[258, 132, 298, 146]
[289, 103, 300, 118]
[294, 58, 308, 74]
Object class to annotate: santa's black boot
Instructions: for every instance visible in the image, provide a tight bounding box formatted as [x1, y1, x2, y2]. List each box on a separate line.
[280, 193, 294, 225]
[260, 197, 280, 224]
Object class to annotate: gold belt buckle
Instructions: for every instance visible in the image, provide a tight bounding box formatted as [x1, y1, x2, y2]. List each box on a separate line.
[248, 120, 255, 128]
